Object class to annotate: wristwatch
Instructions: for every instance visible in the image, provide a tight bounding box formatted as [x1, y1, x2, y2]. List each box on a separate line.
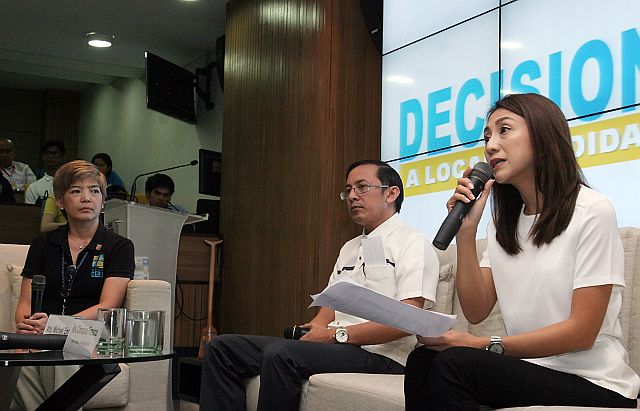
[486, 335, 505, 354]
[335, 327, 349, 344]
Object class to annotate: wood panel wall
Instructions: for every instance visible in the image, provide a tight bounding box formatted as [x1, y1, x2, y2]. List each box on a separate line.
[220, 0, 381, 336]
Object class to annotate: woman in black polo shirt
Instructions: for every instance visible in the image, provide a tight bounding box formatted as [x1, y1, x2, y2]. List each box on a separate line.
[12, 160, 134, 411]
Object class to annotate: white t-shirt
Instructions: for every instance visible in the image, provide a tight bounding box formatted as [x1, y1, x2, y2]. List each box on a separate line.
[25, 174, 53, 204]
[326, 213, 440, 366]
[480, 186, 640, 399]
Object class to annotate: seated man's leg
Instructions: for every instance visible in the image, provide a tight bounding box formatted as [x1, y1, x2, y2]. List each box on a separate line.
[257, 340, 403, 411]
[200, 334, 281, 411]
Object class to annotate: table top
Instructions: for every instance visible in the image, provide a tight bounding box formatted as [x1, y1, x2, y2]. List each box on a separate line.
[0, 350, 174, 367]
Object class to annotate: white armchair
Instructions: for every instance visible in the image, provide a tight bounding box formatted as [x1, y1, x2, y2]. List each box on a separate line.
[0, 243, 173, 411]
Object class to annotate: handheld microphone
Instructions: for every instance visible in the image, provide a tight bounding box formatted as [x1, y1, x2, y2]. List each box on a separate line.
[283, 326, 310, 340]
[129, 160, 198, 202]
[31, 275, 46, 315]
[0, 332, 67, 350]
[432, 162, 493, 250]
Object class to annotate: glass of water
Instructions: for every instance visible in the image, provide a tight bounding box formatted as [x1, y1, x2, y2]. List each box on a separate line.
[97, 308, 126, 355]
[125, 310, 165, 356]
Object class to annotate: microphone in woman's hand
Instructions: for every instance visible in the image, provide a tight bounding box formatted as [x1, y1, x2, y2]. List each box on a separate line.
[31, 275, 46, 315]
[432, 162, 493, 250]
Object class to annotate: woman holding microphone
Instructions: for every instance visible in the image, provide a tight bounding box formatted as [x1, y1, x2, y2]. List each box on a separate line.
[404, 94, 638, 409]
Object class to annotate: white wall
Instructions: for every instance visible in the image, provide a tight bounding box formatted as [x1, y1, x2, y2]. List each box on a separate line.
[78, 65, 223, 212]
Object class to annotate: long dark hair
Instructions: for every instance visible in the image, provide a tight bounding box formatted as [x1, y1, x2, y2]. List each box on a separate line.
[489, 94, 587, 255]
[91, 152, 113, 176]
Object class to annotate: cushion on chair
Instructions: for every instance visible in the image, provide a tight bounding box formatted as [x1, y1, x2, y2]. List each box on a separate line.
[8, 264, 23, 332]
[83, 363, 130, 409]
[301, 373, 405, 411]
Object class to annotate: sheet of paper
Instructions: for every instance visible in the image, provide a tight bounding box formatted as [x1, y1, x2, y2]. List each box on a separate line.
[310, 278, 456, 337]
[45, 314, 103, 357]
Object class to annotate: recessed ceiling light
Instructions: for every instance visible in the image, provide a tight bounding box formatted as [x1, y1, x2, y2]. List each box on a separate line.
[501, 41, 523, 49]
[387, 76, 414, 84]
[86, 32, 114, 48]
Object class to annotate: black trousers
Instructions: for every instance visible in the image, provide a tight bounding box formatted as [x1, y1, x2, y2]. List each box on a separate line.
[199, 334, 404, 411]
[404, 346, 638, 410]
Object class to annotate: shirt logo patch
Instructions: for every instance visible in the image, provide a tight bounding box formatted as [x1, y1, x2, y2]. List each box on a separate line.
[91, 254, 104, 278]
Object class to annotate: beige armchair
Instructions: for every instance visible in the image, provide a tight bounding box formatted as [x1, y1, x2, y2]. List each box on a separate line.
[0, 243, 173, 411]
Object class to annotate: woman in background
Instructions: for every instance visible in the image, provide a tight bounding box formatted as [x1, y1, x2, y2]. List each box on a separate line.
[13, 160, 134, 411]
[91, 152, 125, 188]
[39, 196, 66, 232]
[404, 94, 638, 409]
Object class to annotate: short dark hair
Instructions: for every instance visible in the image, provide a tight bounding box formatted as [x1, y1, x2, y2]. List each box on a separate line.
[345, 160, 404, 212]
[42, 140, 66, 155]
[53, 160, 106, 200]
[106, 184, 128, 200]
[145, 173, 175, 195]
[91, 153, 113, 172]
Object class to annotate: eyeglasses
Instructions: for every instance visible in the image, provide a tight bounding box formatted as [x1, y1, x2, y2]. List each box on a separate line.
[339, 183, 389, 200]
[44, 150, 63, 158]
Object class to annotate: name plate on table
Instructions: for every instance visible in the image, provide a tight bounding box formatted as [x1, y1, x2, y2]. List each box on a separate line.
[45, 315, 103, 357]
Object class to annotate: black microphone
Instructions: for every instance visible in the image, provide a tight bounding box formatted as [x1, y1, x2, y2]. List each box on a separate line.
[129, 160, 198, 202]
[0, 332, 67, 350]
[31, 275, 46, 315]
[283, 326, 310, 340]
[432, 162, 493, 250]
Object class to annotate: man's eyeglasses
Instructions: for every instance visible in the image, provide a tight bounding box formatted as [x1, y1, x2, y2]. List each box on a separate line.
[44, 150, 63, 158]
[339, 183, 390, 200]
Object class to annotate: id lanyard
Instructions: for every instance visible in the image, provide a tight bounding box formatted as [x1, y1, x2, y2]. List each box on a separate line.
[60, 251, 89, 315]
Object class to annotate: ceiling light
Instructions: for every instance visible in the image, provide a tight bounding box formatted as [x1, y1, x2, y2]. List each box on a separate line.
[501, 41, 523, 49]
[86, 32, 114, 48]
[387, 76, 414, 84]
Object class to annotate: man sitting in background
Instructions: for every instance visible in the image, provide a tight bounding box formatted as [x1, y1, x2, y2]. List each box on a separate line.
[25, 140, 65, 204]
[0, 137, 37, 192]
[145, 173, 187, 213]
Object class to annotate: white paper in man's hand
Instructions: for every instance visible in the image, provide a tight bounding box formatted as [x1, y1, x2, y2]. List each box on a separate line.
[310, 278, 456, 337]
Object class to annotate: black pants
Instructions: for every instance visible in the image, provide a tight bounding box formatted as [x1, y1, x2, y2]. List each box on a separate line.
[404, 346, 638, 410]
[200, 334, 404, 411]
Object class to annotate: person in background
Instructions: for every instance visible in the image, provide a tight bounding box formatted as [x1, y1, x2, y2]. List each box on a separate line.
[1, 173, 16, 202]
[0, 137, 37, 192]
[145, 173, 187, 213]
[106, 184, 128, 201]
[40, 196, 66, 232]
[91, 152, 125, 188]
[25, 140, 65, 204]
[403, 94, 639, 409]
[12, 160, 134, 411]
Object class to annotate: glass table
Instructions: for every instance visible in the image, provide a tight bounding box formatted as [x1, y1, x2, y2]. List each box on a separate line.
[0, 350, 174, 411]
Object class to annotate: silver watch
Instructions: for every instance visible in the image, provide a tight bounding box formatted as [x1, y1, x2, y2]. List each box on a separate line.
[486, 335, 505, 354]
[335, 327, 349, 344]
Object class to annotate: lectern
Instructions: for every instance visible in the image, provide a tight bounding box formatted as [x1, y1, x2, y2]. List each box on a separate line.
[103, 199, 207, 349]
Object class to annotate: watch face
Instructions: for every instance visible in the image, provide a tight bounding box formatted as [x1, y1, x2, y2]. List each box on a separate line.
[335, 328, 348, 343]
[488, 342, 505, 354]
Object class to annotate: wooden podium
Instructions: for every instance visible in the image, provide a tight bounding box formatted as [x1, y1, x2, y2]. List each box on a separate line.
[103, 199, 207, 350]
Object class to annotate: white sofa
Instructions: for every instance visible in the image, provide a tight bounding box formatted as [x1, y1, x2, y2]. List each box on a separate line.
[245, 227, 640, 410]
[0, 243, 173, 411]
